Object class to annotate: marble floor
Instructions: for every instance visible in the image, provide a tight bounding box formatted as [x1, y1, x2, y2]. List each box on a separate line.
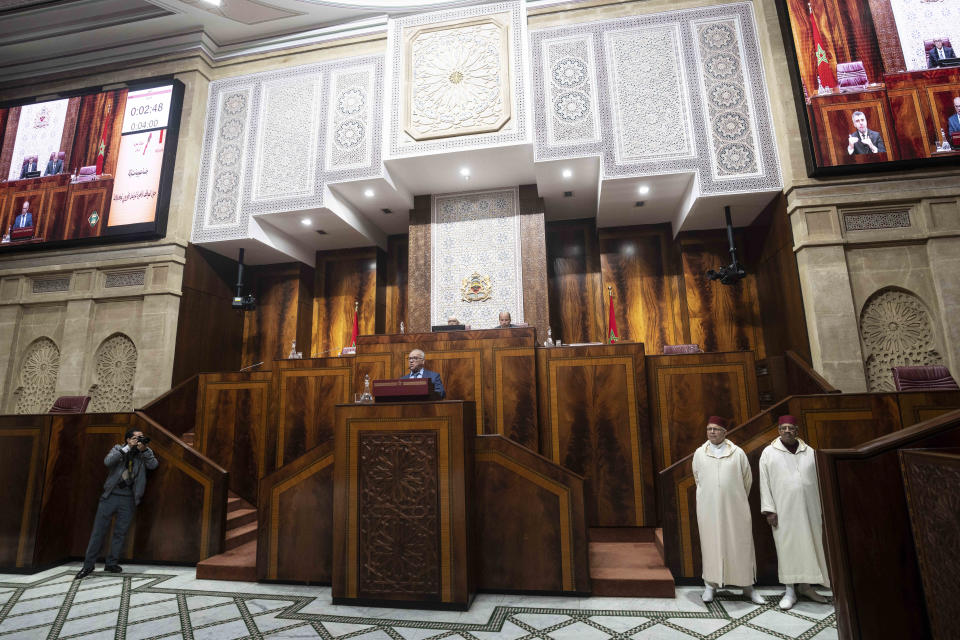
[0, 563, 838, 639]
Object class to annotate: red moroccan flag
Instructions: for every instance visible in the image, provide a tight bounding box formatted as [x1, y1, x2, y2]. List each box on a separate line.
[608, 289, 620, 343]
[809, 5, 836, 90]
[350, 302, 359, 347]
[94, 125, 107, 175]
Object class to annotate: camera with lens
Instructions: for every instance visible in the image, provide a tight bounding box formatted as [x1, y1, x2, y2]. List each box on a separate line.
[136, 435, 151, 445]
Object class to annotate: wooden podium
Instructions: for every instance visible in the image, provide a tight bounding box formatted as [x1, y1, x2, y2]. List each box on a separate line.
[332, 400, 475, 609]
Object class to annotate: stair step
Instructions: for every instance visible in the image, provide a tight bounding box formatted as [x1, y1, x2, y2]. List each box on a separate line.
[589, 541, 675, 598]
[227, 508, 258, 529]
[181, 431, 196, 447]
[196, 540, 257, 582]
[589, 527, 656, 543]
[225, 522, 257, 550]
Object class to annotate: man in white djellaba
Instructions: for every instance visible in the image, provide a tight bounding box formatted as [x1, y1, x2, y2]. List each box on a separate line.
[759, 414, 831, 610]
[692, 415, 765, 605]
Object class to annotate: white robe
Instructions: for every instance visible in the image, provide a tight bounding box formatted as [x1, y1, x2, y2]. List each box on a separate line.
[692, 439, 757, 586]
[759, 437, 831, 586]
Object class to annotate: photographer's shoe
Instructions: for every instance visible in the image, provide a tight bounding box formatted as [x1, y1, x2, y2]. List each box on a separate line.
[104, 565, 123, 573]
[75, 566, 94, 579]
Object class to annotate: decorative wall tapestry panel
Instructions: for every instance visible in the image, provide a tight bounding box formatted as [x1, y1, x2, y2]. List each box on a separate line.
[529, 2, 781, 195]
[388, 1, 530, 157]
[193, 56, 383, 244]
[431, 188, 523, 329]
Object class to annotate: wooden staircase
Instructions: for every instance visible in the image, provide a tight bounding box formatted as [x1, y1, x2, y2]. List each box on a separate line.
[180, 431, 259, 582]
[588, 528, 675, 597]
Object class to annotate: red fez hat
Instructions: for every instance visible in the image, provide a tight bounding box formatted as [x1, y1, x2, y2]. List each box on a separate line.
[707, 415, 729, 429]
[778, 414, 798, 426]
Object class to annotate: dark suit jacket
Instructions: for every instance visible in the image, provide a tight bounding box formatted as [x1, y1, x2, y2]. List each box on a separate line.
[849, 129, 886, 154]
[949, 113, 960, 135]
[928, 46, 955, 68]
[44, 159, 63, 176]
[12, 212, 33, 229]
[401, 368, 446, 399]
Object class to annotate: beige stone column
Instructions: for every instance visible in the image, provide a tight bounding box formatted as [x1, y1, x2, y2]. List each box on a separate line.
[791, 206, 867, 392]
[926, 199, 960, 377]
[57, 298, 96, 398]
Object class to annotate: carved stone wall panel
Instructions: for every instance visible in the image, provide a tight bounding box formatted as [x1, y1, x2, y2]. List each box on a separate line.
[252, 73, 323, 202]
[326, 65, 376, 172]
[193, 56, 384, 243]
[431, 188, 523, 329]
[541, 34, 600, 149]
[529, 2, 781, 194]
[89, 333, 138, 412]
[860, 288, 942, 391]
[13, 337, 60, 414]
[388, 1, 529, 157]
[357, 431, 440, 598]
[692, 16, 761, 179]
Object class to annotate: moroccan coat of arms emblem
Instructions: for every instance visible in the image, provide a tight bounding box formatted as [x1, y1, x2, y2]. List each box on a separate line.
[461, 272, 492, 302]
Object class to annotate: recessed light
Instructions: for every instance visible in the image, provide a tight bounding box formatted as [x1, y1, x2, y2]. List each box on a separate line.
[459, 167, 471, 179]
[562, 168, 573, 179]
[638, 185, 650, 195]
[301, 218, 312, 226]
[315, 229, 327, 235]
[635, 201, 645, 207]
[381, 208, 393, 214]
[563, 191, 574, 198]
[363, 188, 374, 198]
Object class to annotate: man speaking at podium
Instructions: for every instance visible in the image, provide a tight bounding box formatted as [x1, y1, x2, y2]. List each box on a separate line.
[402, 349, 446, 399]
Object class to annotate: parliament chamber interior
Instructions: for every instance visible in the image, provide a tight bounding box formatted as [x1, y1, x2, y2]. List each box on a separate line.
[0, 0, 958, 639]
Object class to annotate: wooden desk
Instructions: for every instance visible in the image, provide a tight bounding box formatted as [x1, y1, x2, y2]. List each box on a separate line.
[332, 400, 475, 609]
[355, 328, 538, 449]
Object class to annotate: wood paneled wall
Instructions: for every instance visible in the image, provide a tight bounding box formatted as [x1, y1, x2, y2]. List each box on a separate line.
[548, 221, 770, 358]
[173, 245, 244, 384]
[313, 248, 380, 357]
[242, 262, 313, 370]
[383, 235, 408, 334]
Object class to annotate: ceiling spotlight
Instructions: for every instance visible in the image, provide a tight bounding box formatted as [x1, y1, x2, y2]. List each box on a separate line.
[562, 168, 573, 179]
[638, 185, 650, 195]
[459, 167, 471, 179]
[363, 188, 375, 198]
[301, 218, 312, 226]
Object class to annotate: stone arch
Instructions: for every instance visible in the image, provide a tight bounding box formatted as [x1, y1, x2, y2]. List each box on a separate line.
[13, 337, 61, 414]
[88, 333, 138, 412]
[859, 287, 942, 392]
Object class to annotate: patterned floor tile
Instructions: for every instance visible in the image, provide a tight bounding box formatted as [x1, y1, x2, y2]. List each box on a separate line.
[750, 609, 817, 637]
[714, 626, 782, 639]
[548, 619, 613, 639]
[192, 617, 250, 640]
[469, 620, 529, 640]
[716, 599, 760, 619]
[318, 620, 377, 637]
[125, 613, 184, 640]
[631, 623, 697, 639]
[667, 616, 732, 635]
[512, 612, 571, 629]
[1, 626, 53, 640]
[392, 626, 445, 640]
[264, 623, 322, 639]
[809, 628, 840, 639]
[589, 615, 651, 633]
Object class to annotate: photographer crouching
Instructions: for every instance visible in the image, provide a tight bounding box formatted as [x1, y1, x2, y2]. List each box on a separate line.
[75, 429, 158, 579]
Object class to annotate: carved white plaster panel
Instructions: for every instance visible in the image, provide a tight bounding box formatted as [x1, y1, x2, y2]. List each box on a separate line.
[860, 288, 942, 392]
[195, 86, 253, 242]
[529, 2, 781, 194]
[541, 34, 600, 148]
[13, 337, 60, 414]
[606, 24, 692, 163]
[692, 17, 761, 179]
[326, 65, 376, 173]
[252, 73, 323, 201]
[89, 333, 138, 413]
[431, 188, 523, 329]
[388, 1, 529, 157]
[193, 56, 384, 243]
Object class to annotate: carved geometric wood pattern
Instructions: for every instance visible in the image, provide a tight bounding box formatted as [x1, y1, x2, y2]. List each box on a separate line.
[14, 338, 60, 415]
[89, 334, 137, 413]
[358, 431, 440, 598]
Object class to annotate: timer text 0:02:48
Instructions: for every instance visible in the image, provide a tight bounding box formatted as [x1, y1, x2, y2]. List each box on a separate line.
[129, 103, 164, 116]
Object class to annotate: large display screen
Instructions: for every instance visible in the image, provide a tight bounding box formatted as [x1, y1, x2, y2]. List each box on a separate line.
[0, 79, 182, 249]
[781, 0, 960, 174]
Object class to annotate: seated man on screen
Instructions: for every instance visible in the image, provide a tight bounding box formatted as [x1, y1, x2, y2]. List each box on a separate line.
[401, 349, 446, 399]
[846, 111, 885, 155]
[928, 37, 955, 68]
[19, 156, 37, 179]
[44, 152, 63, 176]
[12, 201, 33, 229]
[949, 96, 960, 136]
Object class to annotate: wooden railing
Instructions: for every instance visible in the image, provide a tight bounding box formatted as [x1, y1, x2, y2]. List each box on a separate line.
[784, 350, 838, 395]
[0, 411, 227, 570]
[819, 409, 960, 640]
[140, 373, 199, 438]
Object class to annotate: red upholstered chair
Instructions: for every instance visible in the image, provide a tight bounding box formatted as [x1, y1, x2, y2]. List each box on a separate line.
[836, 61, 868, 90]
[891, 365, 960, 391]
[75, 165, 97, 182]
[663, 344, 703, 355]
[48, 396, 91, 414]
